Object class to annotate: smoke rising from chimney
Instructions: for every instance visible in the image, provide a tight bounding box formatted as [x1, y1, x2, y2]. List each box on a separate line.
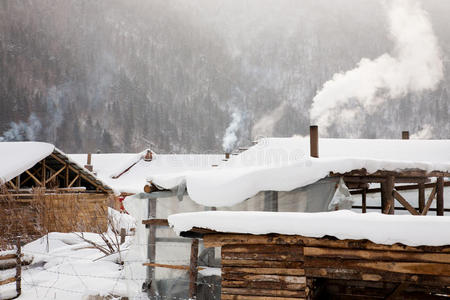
[222, 111, 242, 152]
[310, 0, 444, 135]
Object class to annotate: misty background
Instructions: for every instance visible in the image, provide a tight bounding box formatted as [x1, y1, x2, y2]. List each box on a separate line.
[0, 0, 449, 153]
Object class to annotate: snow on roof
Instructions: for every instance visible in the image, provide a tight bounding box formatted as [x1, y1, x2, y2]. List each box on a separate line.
[168, 210, 450, 246]
[69, 152, 225, 194]
[0, 142, 54, 183]
[149, 137, 450, 207]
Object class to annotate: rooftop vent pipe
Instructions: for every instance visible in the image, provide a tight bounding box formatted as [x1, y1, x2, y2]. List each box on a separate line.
[310, 125, 319, 158]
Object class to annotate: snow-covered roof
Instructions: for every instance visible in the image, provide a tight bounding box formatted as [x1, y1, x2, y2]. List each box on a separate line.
[168, 210, 450, 246]
[149, 137, 450, 207]
[69, 151, 225, 194]
[0, 142, 54, 183]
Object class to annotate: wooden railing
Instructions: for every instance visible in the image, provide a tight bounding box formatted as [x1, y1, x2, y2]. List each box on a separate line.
[0, 238, 22, 299]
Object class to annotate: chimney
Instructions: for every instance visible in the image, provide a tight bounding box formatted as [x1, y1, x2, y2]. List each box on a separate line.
[402, 131, 409, 140]
[84, 153, 93, 172]
[310, 125, 319, 158]
[144, 150, 153, 161]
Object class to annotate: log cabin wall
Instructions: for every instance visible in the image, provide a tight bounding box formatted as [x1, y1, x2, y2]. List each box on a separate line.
[203, 234, 450, 300]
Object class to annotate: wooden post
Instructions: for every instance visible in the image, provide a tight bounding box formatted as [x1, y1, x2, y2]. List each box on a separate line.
[418, 183, 425, 214]
[147, 198, 157, 294]
[402, 131, 409, 140]
[189, 238, 199, 299]
[16, 237, 21, 297]
[310, 125, 319, 158]
[382, 176, 395, 214]
[120, 228, 126, 244]
[436, 177, 444, 216]
[42, 158, 46, 187]
[362, 188, 367, 213]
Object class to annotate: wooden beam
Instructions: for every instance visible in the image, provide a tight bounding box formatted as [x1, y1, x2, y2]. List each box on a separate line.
[142, 262, 204, 271]
[142, 219, 169, 226]
[42, 158, 46, 187]
[21, 166, 41, 186]
[384, 176, 395, 214]
[45, 165, 66, 184]
[68, 174, 80, 188]
[303, 247, 450, 263]
[65, 162, 69, 187]
[392, 190, 419, 215]
[189, 239, 199, 299]
[350, 180, 450, 195]
[418, 183, 425, 214]
[25, 170, 43, 186]
[7, 180, 17, 190]
[362, 187, 367, 213]
[436, 177, 444, 216]
[422, 186, 437, 215]
[203, 234, 450, 253]
[50, 153, 109, 192]
[0, 277, 16, 286]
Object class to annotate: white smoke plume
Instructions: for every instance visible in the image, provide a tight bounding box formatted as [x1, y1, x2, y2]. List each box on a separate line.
[251, 103, 287, 139]
[310, 0, 443, 135]
[0, 113, 42, 142]
[222, 111, 242, 152]
[411, 124, 434, 139]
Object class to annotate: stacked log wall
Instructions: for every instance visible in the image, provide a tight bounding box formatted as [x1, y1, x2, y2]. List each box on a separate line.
[220, 244, 307, 299]
[203, 234, 450, 299]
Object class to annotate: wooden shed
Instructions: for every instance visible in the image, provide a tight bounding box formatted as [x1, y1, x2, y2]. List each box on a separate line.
[0, 142, 114, 244]
[170, 211, 450, 300]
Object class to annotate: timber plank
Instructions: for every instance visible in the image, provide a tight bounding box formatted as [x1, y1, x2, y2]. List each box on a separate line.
[222, 274, 306, 284]
[304, 258, 450, 276]
[304, 247, 450, 264]
[0, 277, 16, 286]
[221, 295, 304, 300]
[222, 259, 304, 268]
[222, 279, 305, 290]
[222, 252, 304, 262]
[222, 244, 303, 254]
[222, 287, 306, 298]
[0, 254, 17, 260]
[305, 267, 450, 286]
[203, 234, 450, 253]
[223, 267, 305, 276]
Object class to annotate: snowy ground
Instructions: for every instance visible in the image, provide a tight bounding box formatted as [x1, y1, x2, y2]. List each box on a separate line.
[0, 210, 143, 300]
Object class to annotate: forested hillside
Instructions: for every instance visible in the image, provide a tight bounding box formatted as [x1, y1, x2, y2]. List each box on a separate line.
[0, 0, 449, 153]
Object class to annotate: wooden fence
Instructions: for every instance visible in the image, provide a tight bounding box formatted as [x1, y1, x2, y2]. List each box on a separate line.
[0, 238, 21, 300]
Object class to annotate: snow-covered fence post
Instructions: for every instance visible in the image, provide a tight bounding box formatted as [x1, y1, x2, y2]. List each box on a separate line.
[15, 236, 21, 297]
[189, 238, 199, 299]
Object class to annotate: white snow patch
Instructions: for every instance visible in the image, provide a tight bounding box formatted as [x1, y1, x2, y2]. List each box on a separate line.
[151, 137, 450, 207]
[169, 210, 450, 247]
[0, 142, 54, 184]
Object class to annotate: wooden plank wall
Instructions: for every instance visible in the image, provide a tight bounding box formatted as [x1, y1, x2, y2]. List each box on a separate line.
[221, 244, 307, 299]
[204, 234, 450, 299]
